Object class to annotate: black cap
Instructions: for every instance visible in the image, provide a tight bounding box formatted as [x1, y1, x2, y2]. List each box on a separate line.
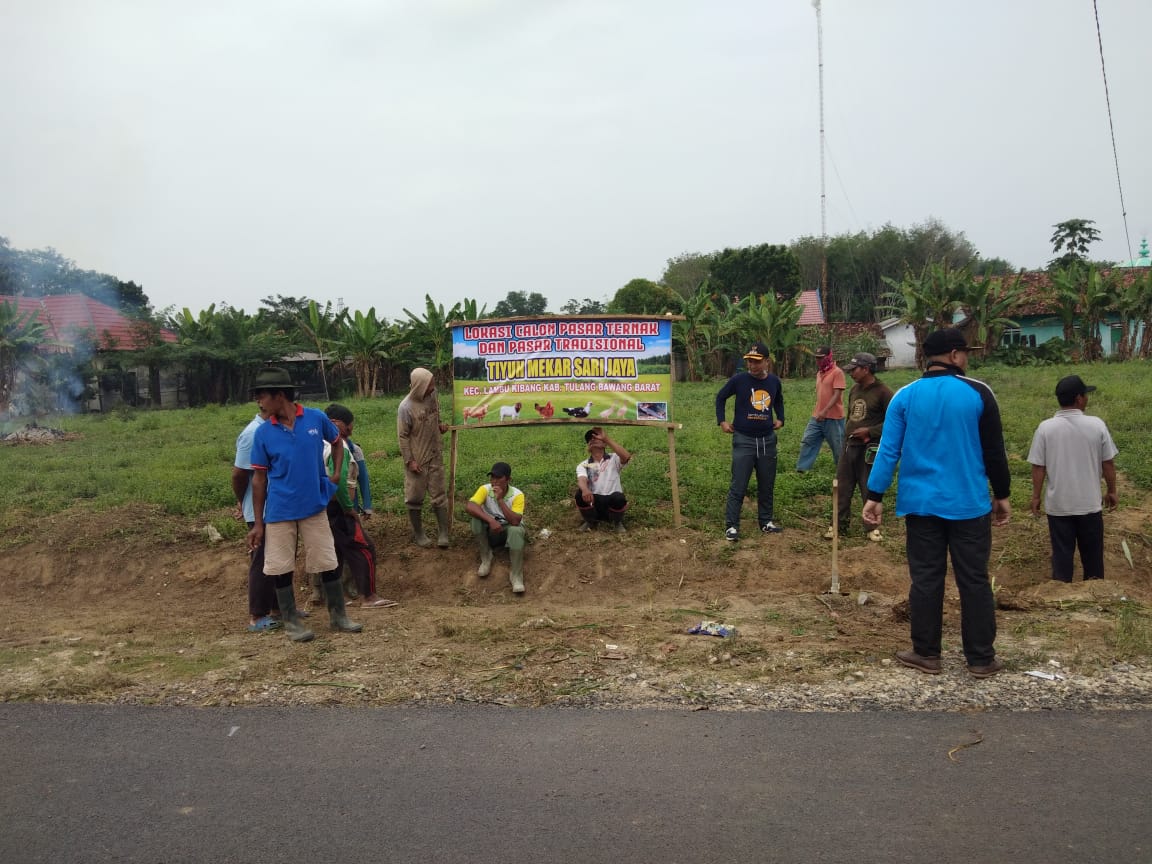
[1055, 375, 1096, 401]
[814, 345, 831, 358]
[742, 342, 770, 361]
[250, 367, 295, 395]
[923, 328, 980, 356]
[324, 403, 354, 425]
[584, 429, 598, 443]
[488, 461, 512, 478]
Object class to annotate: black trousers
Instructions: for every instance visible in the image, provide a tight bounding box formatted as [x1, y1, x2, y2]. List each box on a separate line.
[246, 521, 278, 618]
[905, 514, 996, 666]
[834, 443, 872, 531]
[1047, 512, 1104, 582]
[575, 491, 628, 524]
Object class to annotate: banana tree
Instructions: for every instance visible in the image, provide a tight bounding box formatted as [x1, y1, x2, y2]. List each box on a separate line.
[0, 300, 48, 414]
[956, 271, 1023, 357]
[338, 308, 389, 397]
[401, 294, 457, 385]
[296, 300, 345, 401]
[671, 283, 716, 381]
[880, 262, 965, 368]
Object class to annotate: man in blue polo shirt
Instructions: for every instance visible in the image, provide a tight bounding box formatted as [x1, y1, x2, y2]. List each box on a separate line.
[246, 368, 361, 642]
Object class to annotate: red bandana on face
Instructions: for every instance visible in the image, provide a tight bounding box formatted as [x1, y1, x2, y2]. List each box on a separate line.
[817, 352, 836, 374]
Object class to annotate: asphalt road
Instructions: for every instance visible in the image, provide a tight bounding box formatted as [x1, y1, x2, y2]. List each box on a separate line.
[2, 704, 1149, 863]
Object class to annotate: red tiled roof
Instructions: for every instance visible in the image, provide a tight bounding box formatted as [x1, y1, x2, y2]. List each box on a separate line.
[998, 267, 1150, 316]
[5, 294, 176, 351]
[796, 289, 824, 325]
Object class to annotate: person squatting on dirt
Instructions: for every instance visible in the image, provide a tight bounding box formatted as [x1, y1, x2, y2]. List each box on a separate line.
[576, 427, 632, 534]
[324, 404, 396, 608]
[465, 461, 527, 594]
[232, 402, 280, 632]
[796, 345, 846, 473]
[863, 328, 1011, 679]
[397, 367, 451, 548]
[246, 367, 362, 643]
[715, 341, 785, 541]
[1027, 375, 1118, 583]
[825, 352, 893, 541]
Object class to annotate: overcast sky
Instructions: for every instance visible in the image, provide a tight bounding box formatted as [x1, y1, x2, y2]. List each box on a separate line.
[3, 0, 1149, 320]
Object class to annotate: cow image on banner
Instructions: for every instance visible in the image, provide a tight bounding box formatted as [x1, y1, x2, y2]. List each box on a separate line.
[449, 316, 674, 426]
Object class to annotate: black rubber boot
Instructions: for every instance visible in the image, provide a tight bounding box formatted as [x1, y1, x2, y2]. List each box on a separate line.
[323, 574, 363, 633]
[274, 582, 315, 643]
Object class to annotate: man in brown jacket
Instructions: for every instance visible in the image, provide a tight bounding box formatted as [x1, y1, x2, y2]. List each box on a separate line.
[826, 352, 892, 540]
[397, 367, 451, 548]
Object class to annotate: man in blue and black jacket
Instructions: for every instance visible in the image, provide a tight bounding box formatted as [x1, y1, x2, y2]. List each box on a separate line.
[863, 328, 1011, 679]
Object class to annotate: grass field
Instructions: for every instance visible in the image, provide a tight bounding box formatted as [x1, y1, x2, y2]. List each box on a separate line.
[2, 360, 1149, 539]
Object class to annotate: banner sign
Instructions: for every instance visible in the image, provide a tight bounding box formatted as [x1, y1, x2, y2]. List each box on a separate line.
[449, 316, 673, 425]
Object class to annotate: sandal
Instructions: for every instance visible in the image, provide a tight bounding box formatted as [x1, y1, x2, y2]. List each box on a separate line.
[247, 615, 283, 632]
[362, 598, 399, 608]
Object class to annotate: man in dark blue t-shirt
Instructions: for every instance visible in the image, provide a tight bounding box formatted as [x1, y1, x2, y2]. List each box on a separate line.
[715, 341, 785, 541]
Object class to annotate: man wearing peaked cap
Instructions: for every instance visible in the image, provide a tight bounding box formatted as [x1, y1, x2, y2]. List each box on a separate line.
[465, 461, 528, 593]
[1028, 375, 1118, 582]
[863, 328, 1011, 679]
[575, 427, 633, 534]
[824, 352, 892, 541]
[715, 340, 786, 540]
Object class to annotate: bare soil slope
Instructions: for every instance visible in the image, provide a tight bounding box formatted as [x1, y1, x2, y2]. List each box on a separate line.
[2, 496, 1150, 709]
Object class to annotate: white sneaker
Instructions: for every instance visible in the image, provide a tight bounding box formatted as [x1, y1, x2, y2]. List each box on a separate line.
[761, 522, 782, 534]
[868, 529, 883, 542]
[725, 527, 738, 542]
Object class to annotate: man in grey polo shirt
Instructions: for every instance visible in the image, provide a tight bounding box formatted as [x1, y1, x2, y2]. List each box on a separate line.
[1027, 375, 1119, 582]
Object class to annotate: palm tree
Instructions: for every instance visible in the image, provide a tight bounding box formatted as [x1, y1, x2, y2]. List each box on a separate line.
[0, 299, 48, 413]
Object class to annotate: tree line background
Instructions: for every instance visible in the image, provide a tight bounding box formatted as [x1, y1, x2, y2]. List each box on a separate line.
[3, 217, 1150, 414]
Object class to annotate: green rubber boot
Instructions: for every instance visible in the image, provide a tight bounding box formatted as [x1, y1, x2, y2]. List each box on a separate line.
[408, 510, 433, 548]
[274, 582, 315, 643]
[434, 506, 452, 549]
[474, 531, 493, 578]
[509, 546, 525, 594]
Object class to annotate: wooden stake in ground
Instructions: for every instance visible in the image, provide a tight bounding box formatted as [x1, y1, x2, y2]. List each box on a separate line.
[829, 478, 840, 594]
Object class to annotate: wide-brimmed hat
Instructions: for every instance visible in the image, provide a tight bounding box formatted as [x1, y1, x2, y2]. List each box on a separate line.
[250, 367, 295, 395]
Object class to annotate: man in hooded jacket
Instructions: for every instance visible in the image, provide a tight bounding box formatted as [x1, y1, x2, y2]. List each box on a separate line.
[397, 367, 451, 547]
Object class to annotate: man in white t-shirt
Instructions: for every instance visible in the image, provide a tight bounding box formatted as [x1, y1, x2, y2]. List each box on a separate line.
[575, 427, 632, 534]
[1028, 375, 1119, 582]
